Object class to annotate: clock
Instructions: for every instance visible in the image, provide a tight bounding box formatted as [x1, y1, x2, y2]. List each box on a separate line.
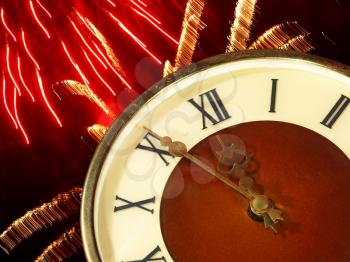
[81, 50, 350, 262]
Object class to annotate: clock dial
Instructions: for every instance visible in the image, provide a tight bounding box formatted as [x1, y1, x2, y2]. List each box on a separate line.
[161, 121, 350, 261]
[81, 50, 350, 261]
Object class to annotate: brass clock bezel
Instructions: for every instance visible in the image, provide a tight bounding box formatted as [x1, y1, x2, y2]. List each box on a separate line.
[81, 49, 350, 262]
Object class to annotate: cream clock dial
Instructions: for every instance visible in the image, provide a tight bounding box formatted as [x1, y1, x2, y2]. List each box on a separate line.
[82, 50, 350, 262]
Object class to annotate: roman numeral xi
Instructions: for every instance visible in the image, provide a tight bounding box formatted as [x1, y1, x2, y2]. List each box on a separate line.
[188, 88, 231, 129]
[136, 132, 174, 166]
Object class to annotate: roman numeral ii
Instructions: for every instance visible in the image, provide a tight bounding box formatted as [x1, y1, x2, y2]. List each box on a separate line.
[321, 94, 350, 129]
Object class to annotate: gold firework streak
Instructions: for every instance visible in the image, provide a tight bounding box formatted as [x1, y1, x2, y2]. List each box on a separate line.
[53, 80, 116, 119]
[226, 0, 258, 52]
[164, 0, 206, 76]
[85, 19, 125, 77]
[249, 21, 313, 51]
[87, 124, 108, 143]
[0, 188, 82, 254]
[35, 225, 82, 262]
[279, 34, 314, 52]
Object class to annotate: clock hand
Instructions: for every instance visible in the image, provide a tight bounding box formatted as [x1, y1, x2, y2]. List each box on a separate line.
[144, 127, 253, 200]
[143, 127, 283, 232]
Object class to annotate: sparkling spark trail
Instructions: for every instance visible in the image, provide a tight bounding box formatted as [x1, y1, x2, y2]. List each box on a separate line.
[21, 29, 40, 70]
[0, 0, 314, 145]
[14, 89, 30, 145]
[35, 0, 52, 18]
[35, 225, 82, 262]
[106, 0, 117, 8]
[17, 56, 35, 102]
[280, 34, 314, 52]
[36, 70, 62, 127]
[83, 51, 116, 96]
[0, 188, 81, 254]
[249, 22, 312, 50]
[164, 0, 206, 76]
[80, 16, 124, 75]
[6, 45, 21, 95]
[109, 12, 162, 64]
[93, 43, 133, 90]
[87, 124, 108, 143]
[226, 0, 258, 52]
[70, 21, 108, 69]
[2, 78, 18, 129]
[61, 41, 90, 85]
[54, 80, 116, 119]
[136, 0, 148, 8]
[29, 0, 51, 39]
[129, 0, 161, 25]
[1, 8, 17, 42]
[132, 8, 179, 45]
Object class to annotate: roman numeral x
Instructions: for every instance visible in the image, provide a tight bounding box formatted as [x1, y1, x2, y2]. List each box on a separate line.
[114, 196, 156, 214]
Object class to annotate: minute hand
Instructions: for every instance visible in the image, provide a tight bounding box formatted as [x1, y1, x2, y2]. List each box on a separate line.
[144, 127, 254, 200]
[143, 127, 283, 233]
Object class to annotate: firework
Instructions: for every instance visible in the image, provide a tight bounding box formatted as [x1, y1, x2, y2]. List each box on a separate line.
[249, 21, 310, 49]
[35, 225, 83, 262]
[164, 0, 206, 76]
[0, 188, 82, 254]
[0, 0, 181, 143]
[280, 34, 314, 52]
[87, 124, 108, 143]
[53, 80, 116, 119]
[226, 0, 258, 52]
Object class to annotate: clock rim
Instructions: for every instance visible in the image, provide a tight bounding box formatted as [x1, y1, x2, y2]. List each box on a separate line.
[80, 49, 350, 262]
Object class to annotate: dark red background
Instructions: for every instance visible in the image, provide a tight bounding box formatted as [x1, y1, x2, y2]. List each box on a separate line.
[0, 0, 350, 261]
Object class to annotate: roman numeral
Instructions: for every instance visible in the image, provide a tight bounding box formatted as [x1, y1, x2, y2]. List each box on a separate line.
[269, 79, 278, 113]
[188, 88, 231, 129]
[136, 132, 173, 166]
[114, 196, 155, 214]
[321, 94, 350, 129]
[123, 246, 166, 262]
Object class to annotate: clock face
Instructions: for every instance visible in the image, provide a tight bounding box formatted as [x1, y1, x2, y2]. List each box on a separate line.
[81, 50, 350, 262]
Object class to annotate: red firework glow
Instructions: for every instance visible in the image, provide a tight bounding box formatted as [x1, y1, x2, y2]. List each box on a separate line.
[0, 0, 180, 144]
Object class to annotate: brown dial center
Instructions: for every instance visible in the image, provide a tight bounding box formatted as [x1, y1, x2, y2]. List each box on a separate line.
[160, 121, 350, 262]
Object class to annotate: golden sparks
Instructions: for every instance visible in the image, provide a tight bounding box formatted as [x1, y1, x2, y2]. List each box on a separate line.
[164, 0, 206, 76]
[249, 21, 312, 50]
[85, 19, 125, 76]
[54, 80, 116, 119]
[279, 34, 314, 52]
[226, 0, 258, 52]
[0, 188, 82, 254]
[87, 124, 108, 143]
[35, 225, 83, 262]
